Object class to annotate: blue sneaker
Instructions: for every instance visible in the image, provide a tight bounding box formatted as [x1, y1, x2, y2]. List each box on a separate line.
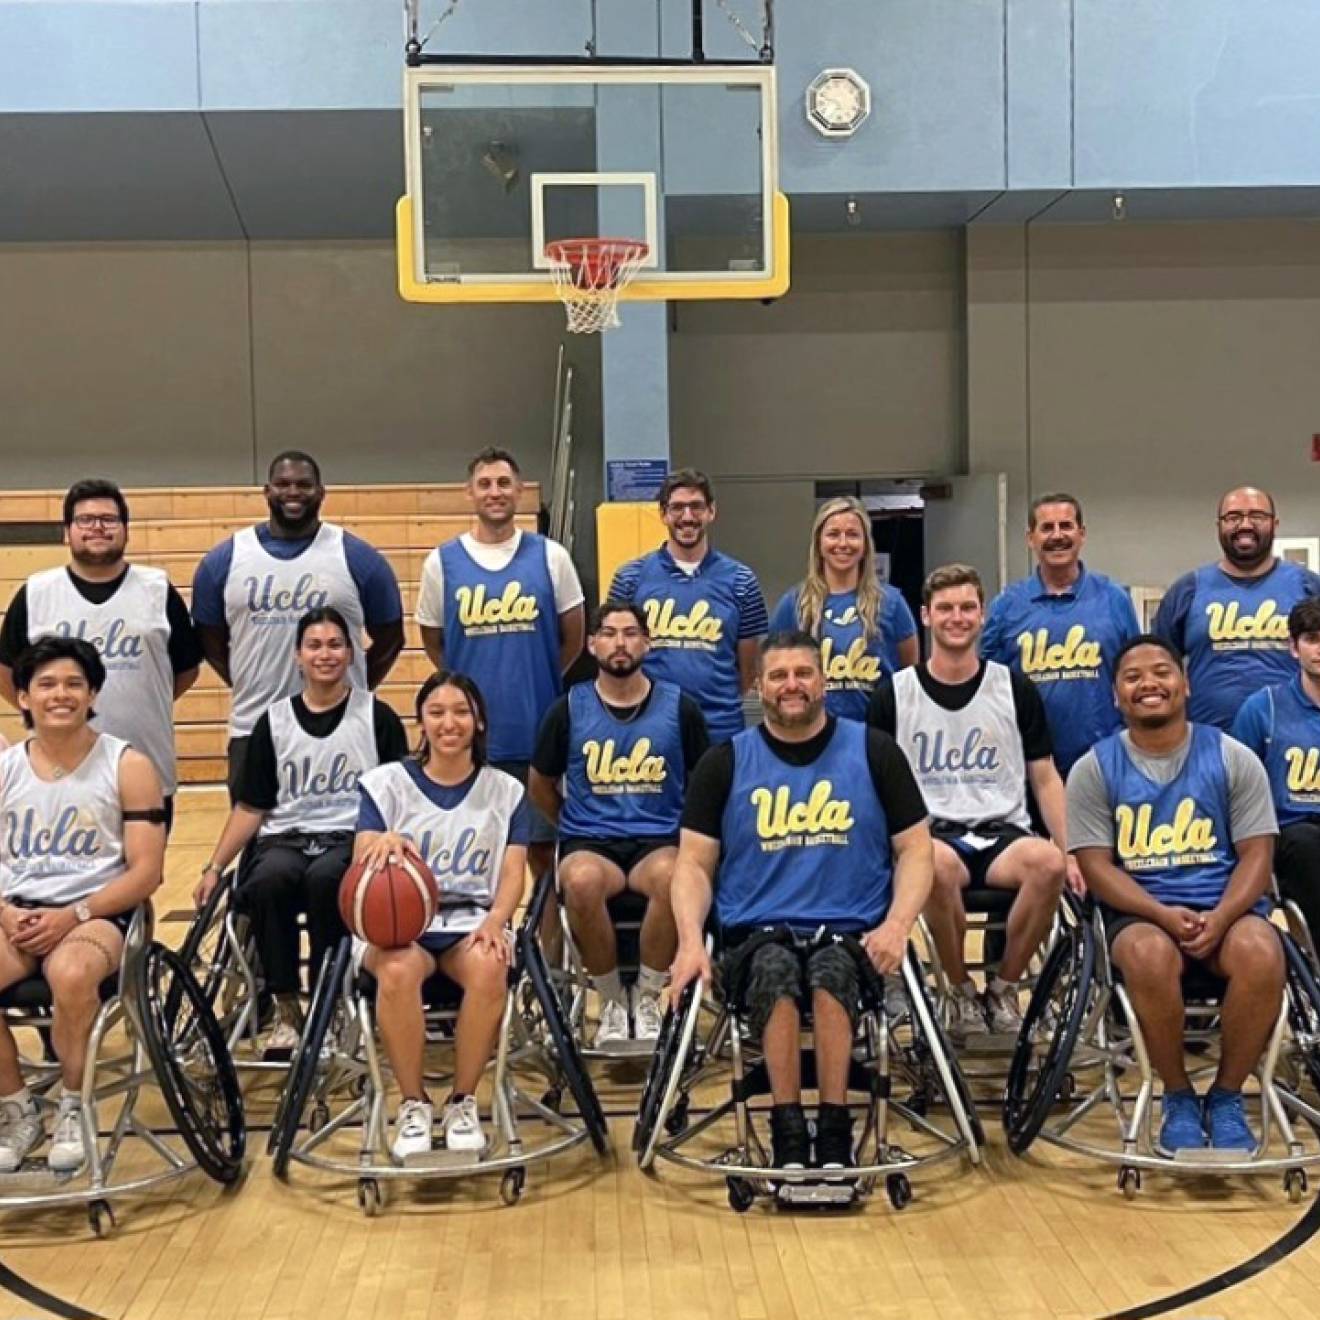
[1158, 1088, 1206, 1156]
[1203, 1088, 1258, 1155]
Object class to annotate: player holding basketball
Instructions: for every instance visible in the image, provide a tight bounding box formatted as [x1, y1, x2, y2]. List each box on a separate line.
[0, 479, 201, 833]
[981, 493, 1139, 778]
[0, 637, 165, 1173]
[769, 496, 918, 721]
[416, 447, 584, 878]
[609, 469, 768, 744]
[191, 451, 404, 800]
[194, 608, 408, 1056]
[1155, 486, 1320, 731]
[354, 672, 529, 1161]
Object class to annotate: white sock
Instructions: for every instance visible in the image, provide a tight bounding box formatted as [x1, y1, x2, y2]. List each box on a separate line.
[0, 1087, 31, 1111]
[989, 975, 1017, 996]
[59, 1086, 80, 1107]
[592, 968, 626, 1006]
[636, 964, 667, 999]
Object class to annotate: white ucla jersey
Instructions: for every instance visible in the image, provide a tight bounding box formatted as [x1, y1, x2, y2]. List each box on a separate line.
[893, 662, 1030, 831]
[0, 735, 128, 905]
[222, 524, 366, 736]
[357, 761, 524, 935]
[262, 688, 378, 836]
[26, 565, 177, 793]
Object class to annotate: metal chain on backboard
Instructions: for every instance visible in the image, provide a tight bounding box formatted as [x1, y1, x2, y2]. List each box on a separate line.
[405, 0, 462, 52]
[713, 0, 774, 57]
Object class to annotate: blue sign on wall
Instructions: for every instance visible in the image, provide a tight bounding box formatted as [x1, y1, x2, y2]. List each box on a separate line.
[607, 458, 669, 502]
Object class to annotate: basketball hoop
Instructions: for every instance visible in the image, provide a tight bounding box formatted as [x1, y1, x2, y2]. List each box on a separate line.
[545, 238, 650, 334]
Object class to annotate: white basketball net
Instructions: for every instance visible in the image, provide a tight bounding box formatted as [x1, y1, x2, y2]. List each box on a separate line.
[546, 238, 650, 334]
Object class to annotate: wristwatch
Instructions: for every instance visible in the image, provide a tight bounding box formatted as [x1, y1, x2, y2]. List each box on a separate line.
[73, 901, 92, 924]
[201, 862, 222, 879]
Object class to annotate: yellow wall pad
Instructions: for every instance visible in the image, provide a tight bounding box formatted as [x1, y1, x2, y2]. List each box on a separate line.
[596, 501, 666, 598]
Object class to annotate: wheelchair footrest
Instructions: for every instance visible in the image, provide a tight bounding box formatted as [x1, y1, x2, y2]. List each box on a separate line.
[594, 1038, 655, 1060]
[775, 1180, 859, 1207]
[1170, 1146, 1257, 1165]
[400, 1147, 486, 1170]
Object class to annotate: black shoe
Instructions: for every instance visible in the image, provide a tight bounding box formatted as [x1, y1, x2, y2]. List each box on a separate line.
[769, 1104, 810, 1170]
[813, 1103, 855, 1172]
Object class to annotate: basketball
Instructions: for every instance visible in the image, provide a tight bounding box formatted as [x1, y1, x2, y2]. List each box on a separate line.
[338, 846, 439, 949]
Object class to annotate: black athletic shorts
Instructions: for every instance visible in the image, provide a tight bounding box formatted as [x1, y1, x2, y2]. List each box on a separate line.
[932, 820, 1030, 890]
[9, 897, 134, 935]
[1099, 901, 1272, 955]
[558, 836, 678, 875]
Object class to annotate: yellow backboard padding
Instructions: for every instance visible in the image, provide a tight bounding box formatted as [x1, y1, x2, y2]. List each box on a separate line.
[596, 502, 666, 598]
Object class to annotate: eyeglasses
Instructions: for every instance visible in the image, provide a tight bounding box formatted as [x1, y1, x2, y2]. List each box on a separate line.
[1218, 511, 1274, 528]
[72, 514, 123, 529]
[664, 501, 709, 516]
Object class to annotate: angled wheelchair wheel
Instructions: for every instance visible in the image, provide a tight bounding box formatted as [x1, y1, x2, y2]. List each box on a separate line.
[134, 941, 246, 1185]
[1002, 915, 1095, 1155]
[1283, 933, 1320, 1096]
[269, 938, 350, 1174]
[179, 871, 234, 1017]
[633, 980, 701, 1160]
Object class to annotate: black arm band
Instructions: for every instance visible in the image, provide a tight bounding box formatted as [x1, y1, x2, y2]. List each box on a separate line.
[123, 808, 168, 825]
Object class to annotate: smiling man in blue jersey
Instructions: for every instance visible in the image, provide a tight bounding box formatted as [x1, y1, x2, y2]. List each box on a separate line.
[530, 602, 708, 1048]
[1155, 486, 1320, 731]
[1232, 599, 1320, 947]
[1068, 634, 1281, 1156]
[608, 469, 767, 745]
[981, 493, 1139, 779]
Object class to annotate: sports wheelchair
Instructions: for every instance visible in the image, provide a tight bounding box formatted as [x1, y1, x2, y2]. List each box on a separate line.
[634, 928, 984, 1213]
[1002, 894, 1320, 1198]
[267, 871, 609, 1213]
[0, 906, 244, 1234]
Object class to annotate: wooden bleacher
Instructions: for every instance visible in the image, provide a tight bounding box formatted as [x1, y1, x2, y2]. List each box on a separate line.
[0, 483, 539, 785]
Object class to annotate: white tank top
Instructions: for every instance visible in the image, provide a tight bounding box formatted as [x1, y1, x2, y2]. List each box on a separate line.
[893, 662, 1031, 831]
[0, 735, 129, 905]
[261, 688, 379, 836]
[222, 524, 366, 737]
[26, 565, 177, 793]
[356, 761, 524, 935]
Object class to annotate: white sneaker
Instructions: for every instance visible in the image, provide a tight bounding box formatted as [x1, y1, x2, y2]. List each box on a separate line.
[984, 981, 1024, 1036]
[594, 997, 630, 1049]
[48, 1095, 86, 1173]
[0, 1099, 44, 1173]
[632, 989, 664, 1043]
[947, 985, 988, 1045]
[883, 981, 910, 1028]
[441, 1095, 485, 1153]
[390, 1098, 434, 1162]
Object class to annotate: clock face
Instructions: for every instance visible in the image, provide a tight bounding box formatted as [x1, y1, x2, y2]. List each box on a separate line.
[807, 69, 871, 138]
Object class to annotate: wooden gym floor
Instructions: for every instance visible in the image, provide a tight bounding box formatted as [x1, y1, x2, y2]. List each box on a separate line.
[0, 791, 1317, 1320]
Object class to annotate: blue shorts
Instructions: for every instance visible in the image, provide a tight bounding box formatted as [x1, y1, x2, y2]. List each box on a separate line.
[418, 930, 467, 958]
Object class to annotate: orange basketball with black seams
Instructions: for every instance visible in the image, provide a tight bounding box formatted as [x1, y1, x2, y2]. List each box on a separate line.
[338, 846, 439, 948]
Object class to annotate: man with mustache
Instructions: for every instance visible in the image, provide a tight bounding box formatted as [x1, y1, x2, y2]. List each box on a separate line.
[1154, 486, 1320, 731]
[530, 602, 707, 1047]
[1067, 634, 1281, 1155]
[981, 493, 1139, 778]
[192, 451, 404, 800]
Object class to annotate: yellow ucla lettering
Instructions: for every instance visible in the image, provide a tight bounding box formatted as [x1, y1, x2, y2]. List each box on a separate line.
[1115, 798, 1217, 859]
[1284, 747, 1320, 793]
[583, 737, 667, 786]
[455, 581, 539, 627]
[1017, 625, 1103, 674]
[644, 598, 723, 643]
[1205, 599, 1288, 642]
[750, 781, 855, 839]
[820, 636, 881, 684]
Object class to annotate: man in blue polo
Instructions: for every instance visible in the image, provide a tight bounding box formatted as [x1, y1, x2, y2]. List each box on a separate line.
[1155, 486, 1320, 731]
[981, 493, 1139, 779]
[1232, 598, 1320, 946]
[608, 469, 767, 744]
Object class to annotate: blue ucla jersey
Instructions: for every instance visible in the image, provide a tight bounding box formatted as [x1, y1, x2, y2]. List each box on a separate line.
[1094, 724, 1238, 908]
[982, 566, 1138, 775]
[770, 585, 914, 721]
[717, 719, 893, 931]
[1157, 560, 1320, 730]
[559, 680, 687, 838]
[1232, 678, 1320, 829]
[439, 533, 562, 763]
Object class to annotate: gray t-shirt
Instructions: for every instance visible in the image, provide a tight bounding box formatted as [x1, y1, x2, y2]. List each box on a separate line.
[1067, 728, 1278, 853]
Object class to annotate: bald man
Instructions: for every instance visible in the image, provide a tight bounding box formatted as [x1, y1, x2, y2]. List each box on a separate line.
[1154, 487, 1320, 730]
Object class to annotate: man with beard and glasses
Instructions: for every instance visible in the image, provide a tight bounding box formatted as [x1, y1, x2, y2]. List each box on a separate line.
[0, 480, 200, 832]
[608, 469, 768, 745]
[529, 602, 708, 1046]
[191, 452, 403, 800]
[869, 564, 1081, 1043]
[416, 447, 585, 879]
[1155, 486, 1320, 731]
[1068, 634, 1281, 1156]
[669, 631, 932, 1172]
[1232, 599, 1320, 947]
[981, 493, 1139, 778]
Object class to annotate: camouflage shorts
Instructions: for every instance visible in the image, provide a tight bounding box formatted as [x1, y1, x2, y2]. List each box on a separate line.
[727, 938, 861, 1040]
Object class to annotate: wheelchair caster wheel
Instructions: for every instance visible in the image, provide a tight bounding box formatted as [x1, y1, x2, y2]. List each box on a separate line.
[1058, 1072, 1076, 1102]
[664, 1097, 690, 1136]
[500, 1168, 526, 1206]
[886, 1174, 913, 1211]
[1285, 1169, 1308, 1203]
[540, 1087, 562, 1114]
[357, 1178, 382, 1217]
[1118, 1167, 1141, 1200]
[311, 1103, 330, 1131]
[88, 1199, 115, 1237]
[726, 1177, 756, 1213]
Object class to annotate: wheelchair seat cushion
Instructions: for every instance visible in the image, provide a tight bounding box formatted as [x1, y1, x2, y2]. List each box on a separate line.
[0, 974, 117, 1012]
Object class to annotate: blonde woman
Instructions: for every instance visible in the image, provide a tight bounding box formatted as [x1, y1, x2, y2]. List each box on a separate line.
[770, 497, 919, 720]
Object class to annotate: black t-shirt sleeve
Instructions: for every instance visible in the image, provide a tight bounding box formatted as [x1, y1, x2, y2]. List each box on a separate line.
[678, 695, 710, 772]
[866, 729, 928, 835]
[236, 713, 280, 812]
[680, 742, 736, 840]
[866, 678, 898, 736]
[372, 700, 409, 764]
[530, 695, 572, 778]
[0, 587, 29, 666]
[165, 584, 204, 675]
[1009, 669, 1054, 761]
